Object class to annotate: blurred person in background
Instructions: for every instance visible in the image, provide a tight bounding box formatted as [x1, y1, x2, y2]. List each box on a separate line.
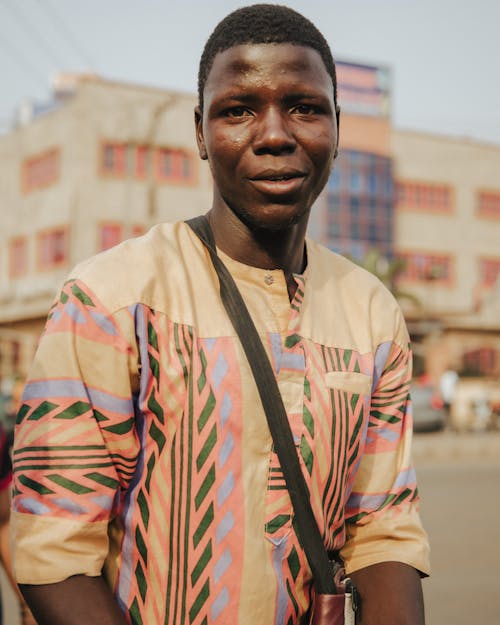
[0, 382, 36, 625]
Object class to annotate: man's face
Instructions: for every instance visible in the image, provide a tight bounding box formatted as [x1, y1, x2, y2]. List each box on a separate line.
[195, 43, 339, 231]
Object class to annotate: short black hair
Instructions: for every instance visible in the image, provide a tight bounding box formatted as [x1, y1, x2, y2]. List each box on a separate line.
[198, 4, 337, 109]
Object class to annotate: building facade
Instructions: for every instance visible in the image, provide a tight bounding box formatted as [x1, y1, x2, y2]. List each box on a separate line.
[0, 76, 213, 380]
[1, 68, 500, 389]
[309, 60, 394, 260]
[392, 130, 500, 379]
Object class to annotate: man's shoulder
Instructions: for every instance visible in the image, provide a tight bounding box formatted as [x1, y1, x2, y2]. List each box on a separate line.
[307, 239, 392, 296]
[306, 239, 407, 347]
[69, 221, 197, 313]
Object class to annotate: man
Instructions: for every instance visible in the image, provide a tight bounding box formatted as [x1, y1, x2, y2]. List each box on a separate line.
[12, 5, 429, 625]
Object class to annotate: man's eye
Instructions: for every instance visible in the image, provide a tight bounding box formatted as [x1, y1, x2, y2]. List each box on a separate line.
[225, 107, 251, 118]
[292, 104, 319, 115]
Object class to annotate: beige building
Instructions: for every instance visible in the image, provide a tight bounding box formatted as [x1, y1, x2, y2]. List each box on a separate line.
[1, 70, 499, 391]
[0, 76, 213, 380]
[392, 130, 500, 379]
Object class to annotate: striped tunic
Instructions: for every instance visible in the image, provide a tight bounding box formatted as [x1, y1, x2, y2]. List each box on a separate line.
[12, 221, 429, 625]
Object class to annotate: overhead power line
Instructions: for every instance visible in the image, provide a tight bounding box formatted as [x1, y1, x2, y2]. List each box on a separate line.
[3, 0, 68, 68]
[37, 0, 96, 70]
[0, 33, 48, 87]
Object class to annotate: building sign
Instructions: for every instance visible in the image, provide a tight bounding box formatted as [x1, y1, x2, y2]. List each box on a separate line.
[336, 61, 391, 118]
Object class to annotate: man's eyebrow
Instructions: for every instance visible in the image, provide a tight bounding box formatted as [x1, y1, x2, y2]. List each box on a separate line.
[214, 91, 330, 104]
[212, 93, 259, 105]
[282, 91, 334, 109]
[283, 91, 331, 101]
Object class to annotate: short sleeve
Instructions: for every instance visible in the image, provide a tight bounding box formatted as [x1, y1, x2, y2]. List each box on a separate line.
[11, 279, 141, 584]
[340, 334, 430, 576]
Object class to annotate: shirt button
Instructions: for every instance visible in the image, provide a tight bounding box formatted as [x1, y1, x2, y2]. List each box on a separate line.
[264, 274, 274, 285]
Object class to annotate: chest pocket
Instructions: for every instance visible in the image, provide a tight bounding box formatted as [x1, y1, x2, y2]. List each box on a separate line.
[324, 371, 372, 396]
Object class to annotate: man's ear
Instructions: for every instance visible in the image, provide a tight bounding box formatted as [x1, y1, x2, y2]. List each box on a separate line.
[334, 104, 341, 159]
[194, 106, 208, 160]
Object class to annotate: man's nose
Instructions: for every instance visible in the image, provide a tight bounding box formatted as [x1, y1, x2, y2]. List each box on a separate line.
[253, 108, 296, 155]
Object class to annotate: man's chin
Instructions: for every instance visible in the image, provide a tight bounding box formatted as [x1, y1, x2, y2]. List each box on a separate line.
[233, 205, 309, 234]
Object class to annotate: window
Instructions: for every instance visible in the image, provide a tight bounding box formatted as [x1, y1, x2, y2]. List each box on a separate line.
[131, 224, 146, 238]
[22, 148, 60, 193]
[136, 146, 149, 178]
[98, 223, 123, 251]
[37, 227, 69, 270]
[327, 169, 340, 190]
[396, 181, 452, 213]
[397, 251, 453, 284]
[158, 149, 173, 178]
[479, 258, 500, 288]
[477, 191, 500, 219]
[325, 150, 394, 259]
[101, 143, 127, 176]
[100, 142, 195, 184]
[9, 237, 28, 278]
[155, 148, 195, 183]
[463, 348, 497, 376]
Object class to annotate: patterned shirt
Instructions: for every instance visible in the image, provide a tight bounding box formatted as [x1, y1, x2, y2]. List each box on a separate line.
[12, 222, 429, 625]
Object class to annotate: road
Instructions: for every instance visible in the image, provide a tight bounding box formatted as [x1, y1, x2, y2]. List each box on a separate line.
[2, 432, 500, 624]
[415, 451, 500, 625]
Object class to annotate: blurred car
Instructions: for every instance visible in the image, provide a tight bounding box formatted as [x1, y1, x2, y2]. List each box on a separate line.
[410, 382, 447, 433]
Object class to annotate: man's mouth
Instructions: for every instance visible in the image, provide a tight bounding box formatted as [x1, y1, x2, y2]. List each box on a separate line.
[248, 172, 306, 198]
[249, 169, 306, 182]
[247, 170, 307, 195]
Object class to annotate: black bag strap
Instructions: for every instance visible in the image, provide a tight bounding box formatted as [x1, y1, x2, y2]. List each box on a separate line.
[186, 215, 336, 594]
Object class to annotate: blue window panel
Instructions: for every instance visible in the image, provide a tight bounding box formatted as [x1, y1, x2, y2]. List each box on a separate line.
[327, 222, 340, 238]
[327, 194, 340, 214]
[350, 197, 360, 214]
[350, 171, 361, 192]
[328, 169, 340, 190]
[349, 242, 365, 260]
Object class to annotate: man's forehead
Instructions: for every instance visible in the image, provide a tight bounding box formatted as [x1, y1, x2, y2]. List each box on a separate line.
[206, 43, 330, 84]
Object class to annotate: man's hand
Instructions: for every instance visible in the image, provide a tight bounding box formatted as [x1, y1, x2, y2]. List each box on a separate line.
[20, 575, 128, 625]
[20, 600, 38, 625]
[349, 562, 425, 625]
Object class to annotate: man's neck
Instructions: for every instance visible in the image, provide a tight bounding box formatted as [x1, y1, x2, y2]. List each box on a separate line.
[207, 208, 308, 280]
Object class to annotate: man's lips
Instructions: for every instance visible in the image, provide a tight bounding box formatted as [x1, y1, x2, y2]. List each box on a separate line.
[248, 169, 306, 182]
[247, 170, 307, 194]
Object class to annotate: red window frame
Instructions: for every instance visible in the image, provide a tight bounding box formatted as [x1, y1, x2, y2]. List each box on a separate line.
[9, 237, 28, 278]
[22, 148, 60, 193]
[397, 251, 453, 285]
[396, 180, 452, 213]
[101, 142, 127, 177]
[135, 146, 149, 178]
[155, 148, 195, 184]
[130, 224, 146, 238]
[479, 257, 500, 288]
[37, 227, 69, 271]
[98, 223, 123, 251]
[477, 190, 500, 219]
[463, 348, 497, 376]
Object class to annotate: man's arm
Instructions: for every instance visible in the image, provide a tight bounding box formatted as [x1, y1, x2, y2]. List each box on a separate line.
[349, 561, 425, 625]
[12, 279, 140, 620]
[340, 325, 429, 623]
[20, 575, 128, 625]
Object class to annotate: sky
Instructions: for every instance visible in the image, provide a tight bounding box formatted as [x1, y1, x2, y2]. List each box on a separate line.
[2, 0, 500, 145]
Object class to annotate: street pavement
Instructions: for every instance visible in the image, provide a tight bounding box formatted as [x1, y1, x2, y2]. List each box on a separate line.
[412, 429, 500, 625]
[3, 430, 500, 624]
[412, 428, 500, 463]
